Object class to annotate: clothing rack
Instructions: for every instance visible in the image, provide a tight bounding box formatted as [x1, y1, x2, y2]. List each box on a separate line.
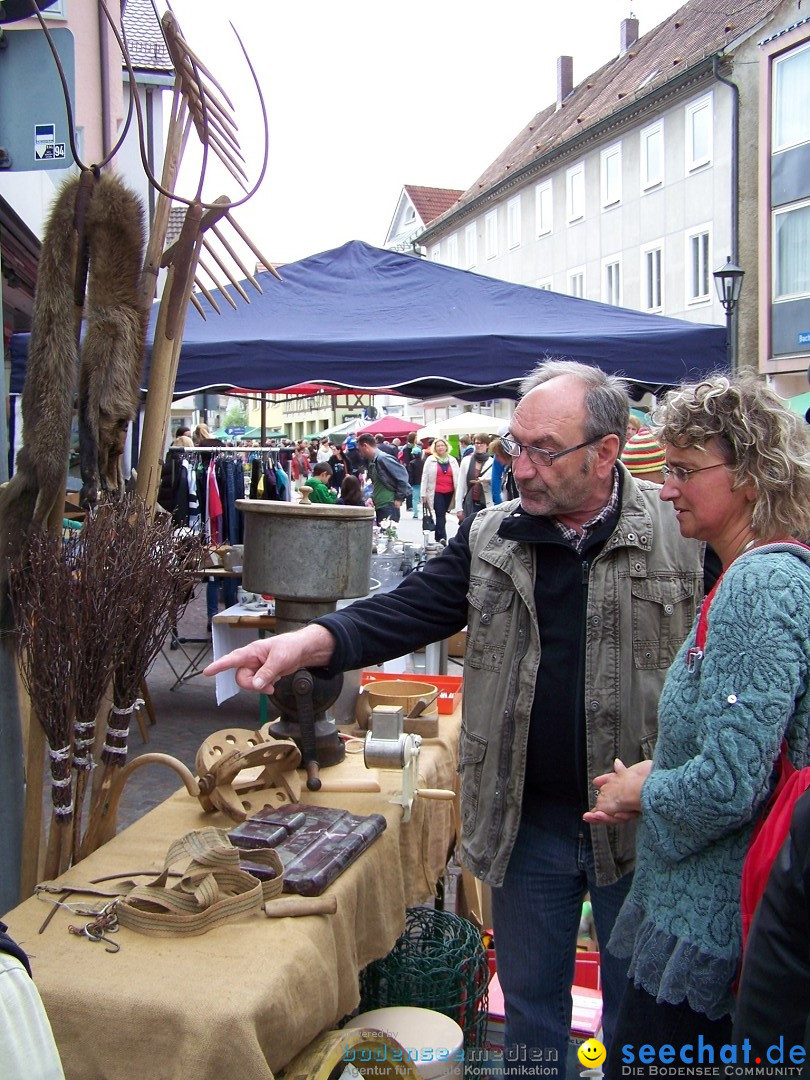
[165, 445, 292, 505]
[166, 445, 280, 457]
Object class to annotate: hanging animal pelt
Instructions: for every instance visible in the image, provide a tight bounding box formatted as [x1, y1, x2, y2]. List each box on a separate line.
[77, 173, 148, 507]
[0, 172, 147, 629]
[0, 176, 81, 629]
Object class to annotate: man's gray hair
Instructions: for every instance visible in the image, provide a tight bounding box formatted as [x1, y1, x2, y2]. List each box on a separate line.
[519, 359, 630, 446]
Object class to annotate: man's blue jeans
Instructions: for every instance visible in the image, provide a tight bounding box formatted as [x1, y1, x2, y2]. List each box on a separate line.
[374, 504, 400, 524]
[491, 805, 633, 1077]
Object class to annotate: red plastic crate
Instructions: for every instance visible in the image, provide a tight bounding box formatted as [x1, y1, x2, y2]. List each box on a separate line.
[361, 671, 463, 714]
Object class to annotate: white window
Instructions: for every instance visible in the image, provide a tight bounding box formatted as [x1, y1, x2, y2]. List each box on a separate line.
[535, 181, 553, 236]
[641, 244, 663, 311]
[507, 196, 521, 249]
[568, 267, 585, 298]
[445, 233, 459, 268]
[465, 223, 478, 269]
[600, 144, 622, 208]
[566, 163, 585, 223]
[485, 210, 498, 260]
[640, 121, 664, 190]
[430, 246, 441, 262]
[773, 42, 810, 152]
[686, 225, 711, 302]
[685, 93, 712, 171]
[536, 278, 553, 291]
[773, 200, 810, 300]
[602, 257, 622, 306]
[43, 0, 66, 14]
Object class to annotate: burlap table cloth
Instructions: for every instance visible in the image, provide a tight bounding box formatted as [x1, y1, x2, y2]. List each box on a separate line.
[3, 711, 459, 1080]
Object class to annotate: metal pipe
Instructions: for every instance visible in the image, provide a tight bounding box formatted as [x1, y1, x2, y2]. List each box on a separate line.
[97, 1, 111, 158]
[712, 55, 739, 263]
[713, 55, 740, 370]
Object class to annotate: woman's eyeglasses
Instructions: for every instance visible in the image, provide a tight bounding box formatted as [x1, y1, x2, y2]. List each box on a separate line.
[661, 462, 729, 484]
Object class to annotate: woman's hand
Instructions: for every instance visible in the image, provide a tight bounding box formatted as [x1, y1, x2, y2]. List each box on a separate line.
[582, 758, 652, 826]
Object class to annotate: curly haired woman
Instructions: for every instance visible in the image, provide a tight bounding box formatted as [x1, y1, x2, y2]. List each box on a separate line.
[585, 373, 810, 1073]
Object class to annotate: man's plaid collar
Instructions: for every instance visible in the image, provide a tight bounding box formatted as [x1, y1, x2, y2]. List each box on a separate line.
[553, 468, 620, 552]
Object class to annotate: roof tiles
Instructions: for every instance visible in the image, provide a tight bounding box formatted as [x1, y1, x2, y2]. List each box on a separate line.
[436, 0, 781, 224]
[403, 184, 463, 225]
[122, 0, 172, 73]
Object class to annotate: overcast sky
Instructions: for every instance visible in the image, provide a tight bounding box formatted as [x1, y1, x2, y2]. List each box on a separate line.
[166, 0, 685, 266]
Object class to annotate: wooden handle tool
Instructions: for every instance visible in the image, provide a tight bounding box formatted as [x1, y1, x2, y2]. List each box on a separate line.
[316, 778, 381, 793]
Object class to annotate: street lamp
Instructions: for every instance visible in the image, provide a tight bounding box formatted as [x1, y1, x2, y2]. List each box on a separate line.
[713, 256, 745, 371]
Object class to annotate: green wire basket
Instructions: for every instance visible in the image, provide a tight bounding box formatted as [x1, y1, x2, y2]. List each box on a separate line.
[358, 907, 490, 1057]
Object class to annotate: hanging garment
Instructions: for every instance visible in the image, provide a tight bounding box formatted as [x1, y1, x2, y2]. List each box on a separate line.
[207, 460, 223, 545]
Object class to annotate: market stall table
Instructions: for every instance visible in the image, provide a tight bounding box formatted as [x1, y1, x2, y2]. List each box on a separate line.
[3, 712, 459, 1080]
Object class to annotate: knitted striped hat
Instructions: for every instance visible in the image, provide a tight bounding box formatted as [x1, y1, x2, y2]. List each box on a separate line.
[621, 427, 665, 475]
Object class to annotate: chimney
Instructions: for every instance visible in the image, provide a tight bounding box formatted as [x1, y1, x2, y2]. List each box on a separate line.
[620, 17, 639, 54]
[557, 55, 573, 109]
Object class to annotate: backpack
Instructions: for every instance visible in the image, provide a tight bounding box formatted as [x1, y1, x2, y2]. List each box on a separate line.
[371, 450, 411, 502]
[741, 745, 810, 945]
[695, 541, 810, 948]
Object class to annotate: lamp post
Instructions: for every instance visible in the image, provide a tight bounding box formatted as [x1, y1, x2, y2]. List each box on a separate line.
[713, 256, 745, 372]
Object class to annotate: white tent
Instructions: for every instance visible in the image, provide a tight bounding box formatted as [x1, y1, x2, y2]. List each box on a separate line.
[417, 412, 510, 441]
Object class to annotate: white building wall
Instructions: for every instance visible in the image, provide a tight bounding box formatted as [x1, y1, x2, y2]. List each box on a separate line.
[429, 81, 736, 332]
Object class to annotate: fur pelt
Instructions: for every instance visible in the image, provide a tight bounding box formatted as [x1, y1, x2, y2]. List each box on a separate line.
[0, 176, 80, 627]
[78, 174, 147, 506]
[0, 173, 147, 629]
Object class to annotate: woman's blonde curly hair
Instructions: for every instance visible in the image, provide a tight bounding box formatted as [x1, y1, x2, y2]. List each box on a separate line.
[652, 372, 810, 540]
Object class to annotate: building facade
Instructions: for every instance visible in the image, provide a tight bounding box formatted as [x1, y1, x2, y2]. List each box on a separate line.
[385, 185, 463, 254]
[758, 17, 810, 392]
[418, 0, 807, 399]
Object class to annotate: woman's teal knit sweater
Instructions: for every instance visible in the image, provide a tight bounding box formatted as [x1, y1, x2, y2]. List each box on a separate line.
[610, 549, 810, 1019]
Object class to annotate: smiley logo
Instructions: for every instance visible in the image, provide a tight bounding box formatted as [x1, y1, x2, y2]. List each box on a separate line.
[577, 1038, 606, 1069]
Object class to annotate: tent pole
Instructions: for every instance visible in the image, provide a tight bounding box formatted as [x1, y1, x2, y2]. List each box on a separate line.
[0, 255, 26, 909]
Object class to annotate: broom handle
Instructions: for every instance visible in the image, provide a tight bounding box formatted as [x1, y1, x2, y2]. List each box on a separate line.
[18, 699, 45, 900]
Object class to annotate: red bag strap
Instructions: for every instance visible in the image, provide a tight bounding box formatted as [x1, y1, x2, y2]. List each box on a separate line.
[694, 576, 722, 651]
[693, 539, 810, 652]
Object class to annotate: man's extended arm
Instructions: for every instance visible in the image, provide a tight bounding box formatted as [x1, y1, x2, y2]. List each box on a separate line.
[205, 520, 475, 690]
[204, 623, 337, 692]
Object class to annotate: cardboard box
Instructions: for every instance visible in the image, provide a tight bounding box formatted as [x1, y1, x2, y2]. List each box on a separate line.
[574, 950, 601, 991]
[361, 671, 462, 715]
[446, 629, 467, 658]
[571, 986, 603, 1039]
[572, 951, 603, 1039]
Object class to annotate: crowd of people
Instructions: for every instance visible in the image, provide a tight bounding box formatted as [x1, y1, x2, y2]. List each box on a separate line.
[207, 360, 810, 1078]
[252, 426, 517, 530]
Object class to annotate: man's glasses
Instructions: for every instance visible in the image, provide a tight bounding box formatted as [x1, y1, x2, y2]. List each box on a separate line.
[500, 434, 603, 468]
[661, 462, 729, 484]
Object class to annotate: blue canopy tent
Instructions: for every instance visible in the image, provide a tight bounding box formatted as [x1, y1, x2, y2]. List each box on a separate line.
[10, 239, 727, 401]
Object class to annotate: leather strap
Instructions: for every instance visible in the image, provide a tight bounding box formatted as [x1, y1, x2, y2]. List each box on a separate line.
[38, 828, 284, 938]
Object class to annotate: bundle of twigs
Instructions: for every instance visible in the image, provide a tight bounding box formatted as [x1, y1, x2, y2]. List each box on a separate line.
[10, 495, 204, 872]
[9, 531, 79, 877]
[82, 501, 203, 856]
[67, 499, 158, 863]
